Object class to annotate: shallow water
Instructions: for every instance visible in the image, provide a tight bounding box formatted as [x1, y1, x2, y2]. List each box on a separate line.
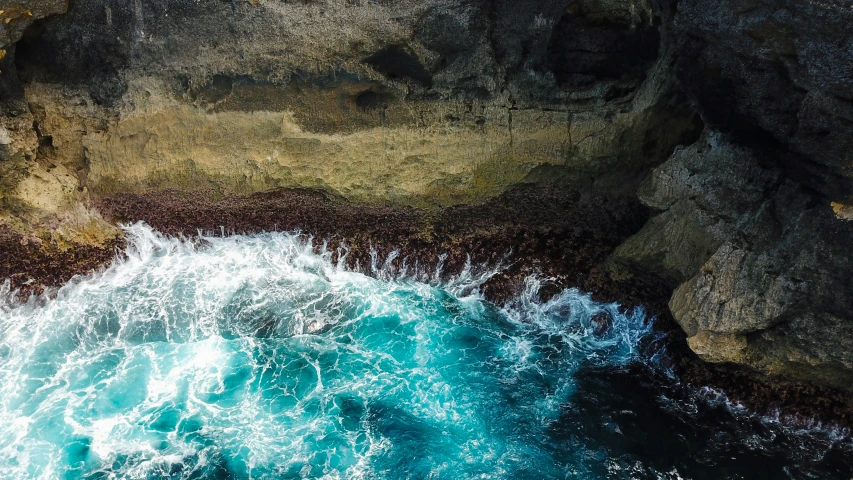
[0, 224, 850, 479]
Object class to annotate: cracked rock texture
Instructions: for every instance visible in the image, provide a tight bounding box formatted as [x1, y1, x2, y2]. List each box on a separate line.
[0, 0, 699, 247]
[609, 0, 853, 390]
[0, 0, 852, 393]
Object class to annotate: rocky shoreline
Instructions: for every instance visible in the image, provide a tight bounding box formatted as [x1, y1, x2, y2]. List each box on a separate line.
[2, 0, 853, 439]
[4, 183, 852, 430]
[97, 183, 650, 306]
[0, 223, 122, 298]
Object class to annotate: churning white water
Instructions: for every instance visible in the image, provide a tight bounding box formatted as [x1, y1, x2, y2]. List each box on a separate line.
[0, 223, 849, 479]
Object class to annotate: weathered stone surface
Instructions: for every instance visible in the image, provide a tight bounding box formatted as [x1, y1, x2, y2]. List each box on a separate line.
[673, 0, 853, 200]
[594, 0, 853, 392]
[0, 1, 67, 144]
[655, 0, 853, 389]
[0, 0, 697, 239]
[612, 130, 853, 390]
[611, 133, 781, 285]
[671, 178, 853, 389]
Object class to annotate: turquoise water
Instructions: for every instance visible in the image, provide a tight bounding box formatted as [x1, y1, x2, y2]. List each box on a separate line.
[0, 224, 850, 479]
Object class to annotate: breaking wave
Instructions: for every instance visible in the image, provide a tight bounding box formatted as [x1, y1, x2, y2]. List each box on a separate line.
[0, 223, 849, 479]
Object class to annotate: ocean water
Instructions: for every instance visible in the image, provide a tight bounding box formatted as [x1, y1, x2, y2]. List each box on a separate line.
[0, 224, 850, 479]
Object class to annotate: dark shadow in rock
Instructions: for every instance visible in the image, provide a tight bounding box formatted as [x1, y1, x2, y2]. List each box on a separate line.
[355, 89, 393, 111]
[195, 74, 234, 105]
[546, 8, 660, 90]
[364, 45, 433, 88]
[14, 9, 130, 106]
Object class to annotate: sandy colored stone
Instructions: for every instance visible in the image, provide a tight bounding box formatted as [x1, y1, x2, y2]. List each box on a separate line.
[77, 98, 668, 206]
[831, 202, 853, 221]
[687, 331, 748, 364]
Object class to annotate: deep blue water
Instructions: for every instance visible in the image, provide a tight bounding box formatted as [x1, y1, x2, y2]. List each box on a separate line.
[0, 224, 850, 479]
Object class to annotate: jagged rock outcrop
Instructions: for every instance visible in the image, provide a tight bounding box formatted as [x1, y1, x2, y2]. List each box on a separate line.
[672, 0, 853, 389]
[610, 0, 853, 390]
[613, 132, 853, 389]
[0, 0, 851, 397]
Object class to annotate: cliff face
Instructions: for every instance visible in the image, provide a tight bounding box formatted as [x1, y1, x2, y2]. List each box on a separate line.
[611, 0, 853, 389]
[0, 0, 851, 394]
[3, 0, 695, 215]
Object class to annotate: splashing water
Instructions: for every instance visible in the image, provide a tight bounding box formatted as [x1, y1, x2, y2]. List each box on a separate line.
[0, 223, 850, 479]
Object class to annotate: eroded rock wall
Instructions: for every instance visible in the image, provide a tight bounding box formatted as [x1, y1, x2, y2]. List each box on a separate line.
[1, 0, 696, 240]
[609, 0, 853, 390]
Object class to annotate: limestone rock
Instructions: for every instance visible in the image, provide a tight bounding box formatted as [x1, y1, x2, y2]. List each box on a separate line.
[0, 0, 698, 237]
[616, 130, 853, 390]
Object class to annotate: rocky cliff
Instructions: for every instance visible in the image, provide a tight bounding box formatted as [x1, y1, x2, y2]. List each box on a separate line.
[0, 0, 851, 401]
[612, 0, 853, 390]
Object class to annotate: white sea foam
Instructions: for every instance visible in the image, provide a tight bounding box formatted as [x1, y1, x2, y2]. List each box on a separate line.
[0, 222, 847, 479]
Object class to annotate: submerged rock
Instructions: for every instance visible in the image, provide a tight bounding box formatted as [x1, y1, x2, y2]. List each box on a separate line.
[589, 311, 612, 336]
